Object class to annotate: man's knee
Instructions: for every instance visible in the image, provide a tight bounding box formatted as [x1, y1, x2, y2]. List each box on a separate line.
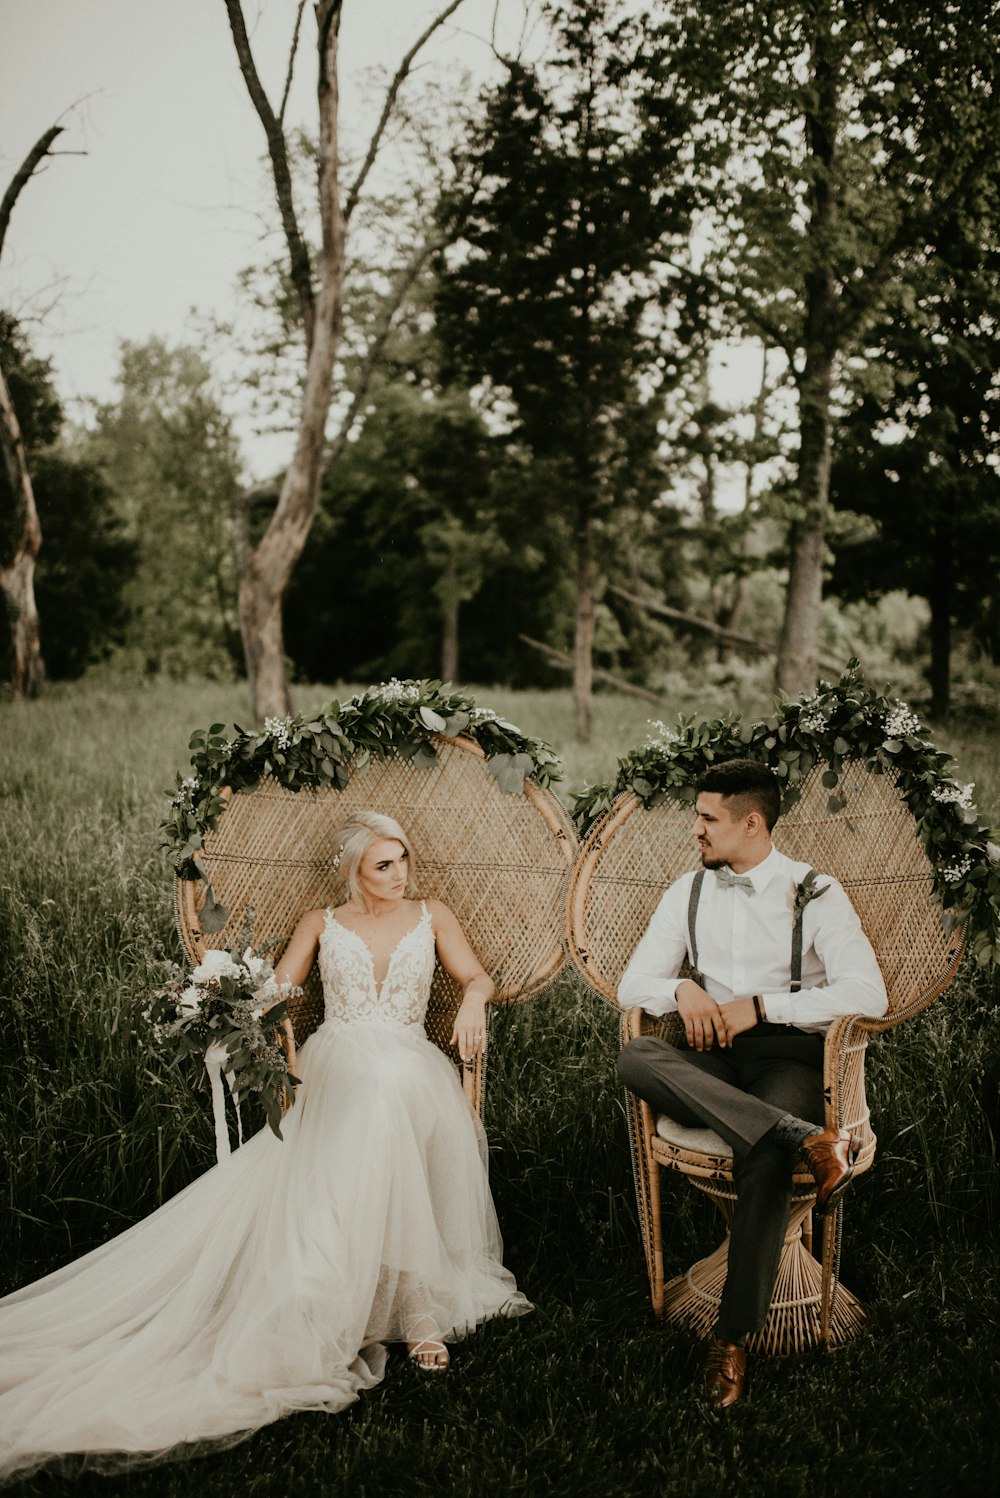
[617, 1034, 675, 1091]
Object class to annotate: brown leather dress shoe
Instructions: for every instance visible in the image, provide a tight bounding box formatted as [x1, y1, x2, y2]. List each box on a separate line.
[801, 1125, 859, 1216]
[705, 1337, 748, 1408]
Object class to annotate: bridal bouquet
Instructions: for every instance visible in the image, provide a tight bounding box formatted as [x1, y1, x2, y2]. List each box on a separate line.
[143, 939, 301, 1154]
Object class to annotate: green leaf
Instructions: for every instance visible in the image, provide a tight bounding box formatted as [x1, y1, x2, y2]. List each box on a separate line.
[418, 705, 447, 732]
[821, 769, 839, 788]
[488, 752, 534, 793]
[833, 736, 851, 756]
[199, 883, 230, 934]
[411, 742, 439, 772]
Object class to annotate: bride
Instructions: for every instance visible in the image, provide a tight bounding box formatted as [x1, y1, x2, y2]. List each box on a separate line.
[0, 810, 530, 1482]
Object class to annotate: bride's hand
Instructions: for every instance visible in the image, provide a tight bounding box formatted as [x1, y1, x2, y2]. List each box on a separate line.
[451, 990, 488, 1065]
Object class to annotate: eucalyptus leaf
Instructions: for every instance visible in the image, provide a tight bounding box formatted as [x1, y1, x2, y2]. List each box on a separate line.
[488, 752, 534, 794]
[418, 705, 448, 732]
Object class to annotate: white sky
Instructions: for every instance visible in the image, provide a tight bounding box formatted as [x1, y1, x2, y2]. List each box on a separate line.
[0, 0, 760, 487]
[0, 1, 538, 467]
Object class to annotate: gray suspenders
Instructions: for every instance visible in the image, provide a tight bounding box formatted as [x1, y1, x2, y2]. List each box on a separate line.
[686, 866, 819, 1000]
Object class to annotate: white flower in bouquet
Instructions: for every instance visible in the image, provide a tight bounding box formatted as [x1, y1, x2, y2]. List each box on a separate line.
[177, 986, 202, 1016]
[191, 949, 242, 984]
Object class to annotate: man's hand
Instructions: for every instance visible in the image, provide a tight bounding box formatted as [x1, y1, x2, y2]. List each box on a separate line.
[720, 997, 758, 1046]
[676, 980, 728, 1051]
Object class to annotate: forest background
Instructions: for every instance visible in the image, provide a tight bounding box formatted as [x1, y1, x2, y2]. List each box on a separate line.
[1, 3, 1000, 1495]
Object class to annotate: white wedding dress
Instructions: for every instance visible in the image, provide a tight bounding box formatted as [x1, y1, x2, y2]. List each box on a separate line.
[0, 901, 530, 1482]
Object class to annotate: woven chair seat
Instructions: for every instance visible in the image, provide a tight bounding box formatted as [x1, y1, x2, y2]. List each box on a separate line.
[175, 734, 577, 1115]
[565, 756, 964, 1352]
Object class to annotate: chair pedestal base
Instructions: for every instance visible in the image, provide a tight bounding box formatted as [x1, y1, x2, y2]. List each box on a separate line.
[661, 1192, 867, 1355]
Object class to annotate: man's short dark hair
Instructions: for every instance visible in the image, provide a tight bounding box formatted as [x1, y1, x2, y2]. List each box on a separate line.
[694, 758, 781, 831]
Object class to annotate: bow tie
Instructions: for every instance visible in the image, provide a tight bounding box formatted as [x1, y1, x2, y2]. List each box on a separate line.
[714, 867, 756, 894]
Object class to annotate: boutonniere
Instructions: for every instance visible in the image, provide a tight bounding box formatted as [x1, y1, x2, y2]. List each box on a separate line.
[791, 878, 830, 919]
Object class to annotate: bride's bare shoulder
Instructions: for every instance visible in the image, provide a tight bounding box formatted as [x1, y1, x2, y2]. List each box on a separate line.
[293, 907, 330, 937]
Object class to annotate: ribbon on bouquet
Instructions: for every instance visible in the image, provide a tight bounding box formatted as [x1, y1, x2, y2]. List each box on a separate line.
[204, 1041, 244, 1163]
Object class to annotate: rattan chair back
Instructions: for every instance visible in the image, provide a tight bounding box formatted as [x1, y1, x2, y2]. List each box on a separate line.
[176, 735, 576, 1104]
[566, 757, 963, 1016]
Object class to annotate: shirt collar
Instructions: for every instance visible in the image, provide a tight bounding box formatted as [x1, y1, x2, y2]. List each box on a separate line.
[740, 845, 787, 894]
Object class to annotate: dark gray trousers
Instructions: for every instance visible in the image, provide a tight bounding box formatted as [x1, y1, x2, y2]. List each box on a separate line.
[617, 1026, 824, 1342]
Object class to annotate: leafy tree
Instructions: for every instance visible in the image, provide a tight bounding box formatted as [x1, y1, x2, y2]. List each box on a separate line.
[830, 199, 1000, 716]
[661, 0, 1000, 694]
[435, 0, 697, 738]
[283, 377, 557, 685]
[86, 339, 243, 677]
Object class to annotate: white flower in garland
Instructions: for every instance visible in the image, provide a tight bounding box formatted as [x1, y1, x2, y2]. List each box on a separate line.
[931, 781, 975, 811]
[264, 716, 293, 749]
[941, 854, 974, 884]
[170, 775, 200, 808]
[882, 701, 923, 740]
[369, 678, 421, 705]
[646, 719, 680, 747]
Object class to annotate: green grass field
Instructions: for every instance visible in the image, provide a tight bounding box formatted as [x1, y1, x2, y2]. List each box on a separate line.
[1, 676, 998, 1498]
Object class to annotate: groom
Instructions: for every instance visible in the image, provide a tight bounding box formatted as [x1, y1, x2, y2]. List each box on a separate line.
[616, 758, 887, 1407]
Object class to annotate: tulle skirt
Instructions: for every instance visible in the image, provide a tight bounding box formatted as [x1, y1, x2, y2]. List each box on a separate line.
[0, 1018, 530, 1482]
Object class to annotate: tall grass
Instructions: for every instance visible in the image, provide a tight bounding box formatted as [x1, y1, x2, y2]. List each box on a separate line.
[1, 676, 998, 1498]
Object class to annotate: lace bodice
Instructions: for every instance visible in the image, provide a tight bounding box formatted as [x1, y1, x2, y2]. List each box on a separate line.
[318, 901, 435, 1031]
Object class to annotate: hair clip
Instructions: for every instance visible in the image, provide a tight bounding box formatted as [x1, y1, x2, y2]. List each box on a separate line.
[332, 842, 345, 873]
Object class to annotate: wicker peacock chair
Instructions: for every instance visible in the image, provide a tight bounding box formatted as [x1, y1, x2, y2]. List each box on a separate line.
[176, 734, 576, 1119]
[565, 756, 965, 1354]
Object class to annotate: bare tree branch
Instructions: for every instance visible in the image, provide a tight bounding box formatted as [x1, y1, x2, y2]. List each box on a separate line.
[344, 0, 466, 224]
[225, 0, 315, 348]
[327, 230, 446, 471]
[278, 0, 309, 126]
[0, 126, 64, 265]
[518, 634, 668, 705]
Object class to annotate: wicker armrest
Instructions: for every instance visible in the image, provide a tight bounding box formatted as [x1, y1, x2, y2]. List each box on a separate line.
[620, 1006, 682, 1045]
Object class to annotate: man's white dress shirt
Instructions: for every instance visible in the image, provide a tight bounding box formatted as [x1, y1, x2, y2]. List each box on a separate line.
[617, 846, 888, 1034]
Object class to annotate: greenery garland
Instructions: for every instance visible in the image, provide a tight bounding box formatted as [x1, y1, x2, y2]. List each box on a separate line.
[572, 661, 1000, 968]
[163, 678, 563, 895]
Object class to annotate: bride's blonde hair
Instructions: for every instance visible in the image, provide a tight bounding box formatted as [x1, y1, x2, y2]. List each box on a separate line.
[330, 810, 419, 901]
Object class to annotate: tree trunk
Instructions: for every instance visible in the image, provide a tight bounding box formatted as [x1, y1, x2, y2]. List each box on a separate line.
[441, 567, 459, 682]
[231, 0, 345, 722]
[775, 350, 835, 695]
[228, 1, 462, 721]
[573, 518, 596, 742]
[775, 13, 840, 698]
[928, 499, 954, 719]
[719, 348, 771, 662]
[0, 363, 45, 697]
